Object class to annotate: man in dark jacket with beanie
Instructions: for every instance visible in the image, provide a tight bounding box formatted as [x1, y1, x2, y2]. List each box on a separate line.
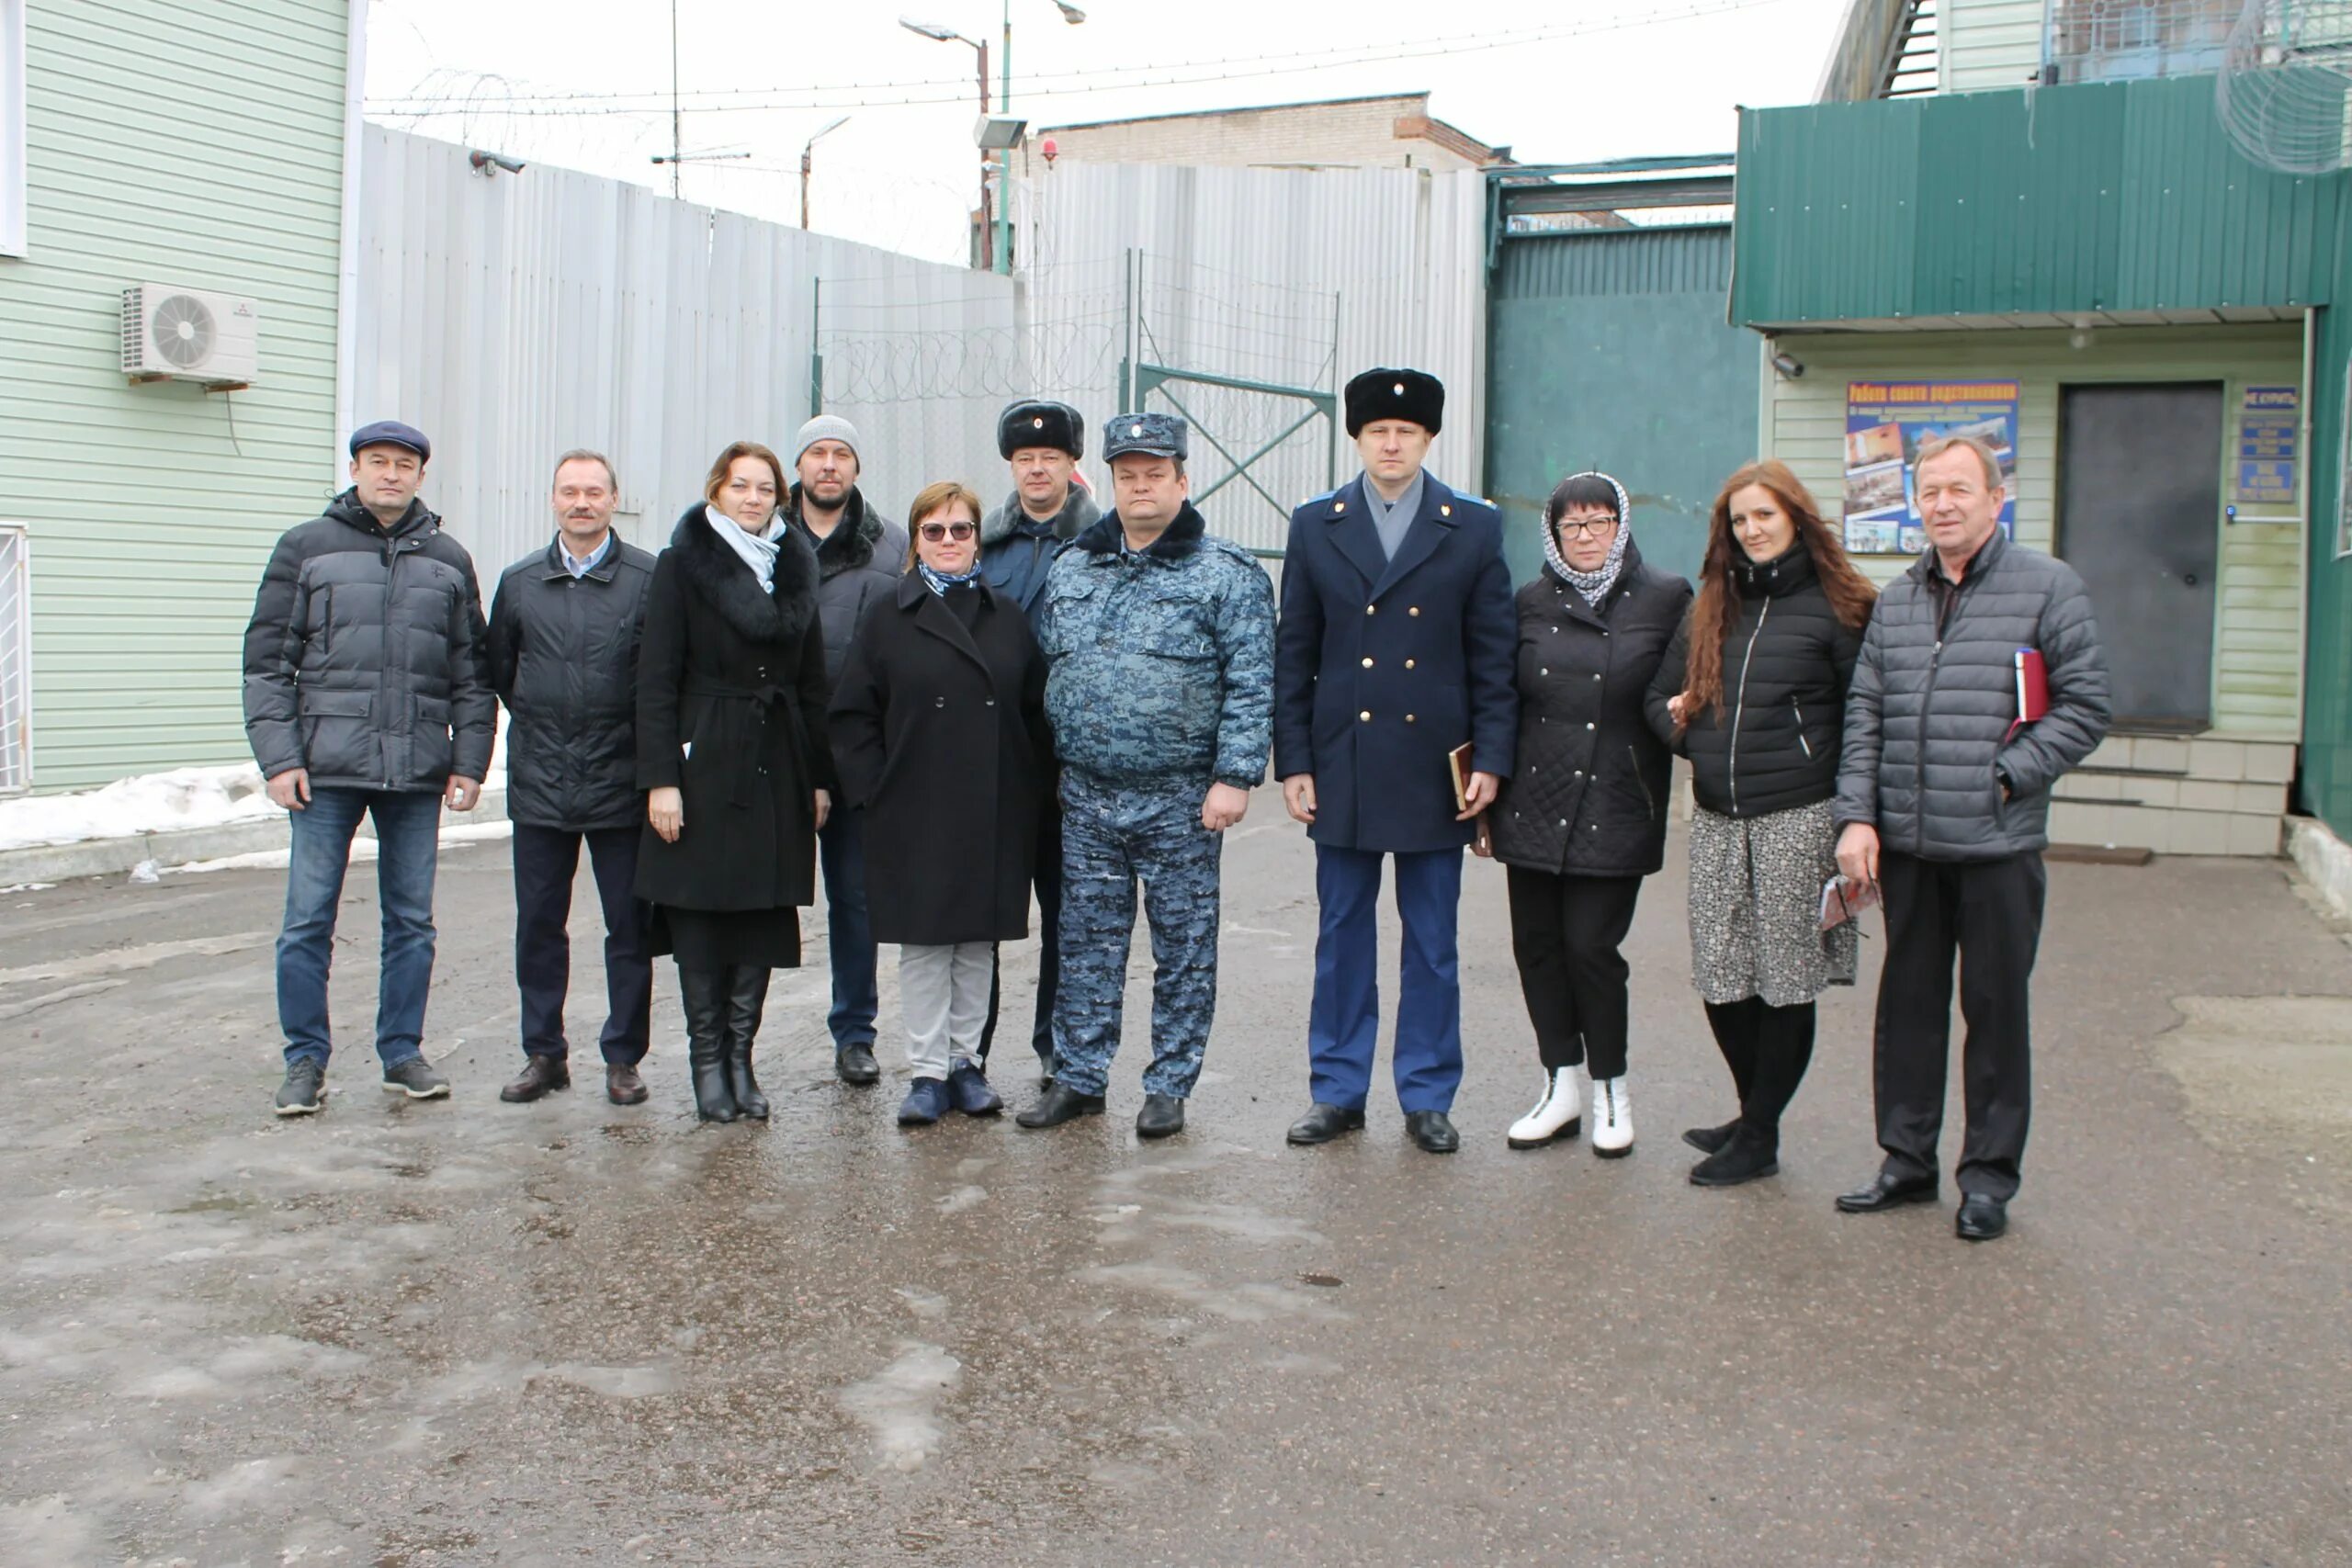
[486, 450, 659, 1107]
[783, 413, 907, 1084]
[1832, 434, 2109, 1240]
[243, 421, 494, 1116]
[977, 398, 1097, 1080]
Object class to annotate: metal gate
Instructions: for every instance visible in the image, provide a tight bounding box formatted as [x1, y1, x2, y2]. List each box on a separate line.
[1483, 161, 1755, 582]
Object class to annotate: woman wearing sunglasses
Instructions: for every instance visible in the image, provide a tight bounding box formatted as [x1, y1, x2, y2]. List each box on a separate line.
[1483, 471, 1691, 1158]
[636, 440, 836, 1122]
[1646, 460, 1876, 1186]
[830, 481, 1055, 1126]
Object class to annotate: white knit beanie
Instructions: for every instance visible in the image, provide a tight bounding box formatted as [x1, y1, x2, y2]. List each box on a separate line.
[794, 413, 860, 463]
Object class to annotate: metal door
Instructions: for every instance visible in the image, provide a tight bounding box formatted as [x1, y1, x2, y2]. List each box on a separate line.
[2056, 383, 2223, 729]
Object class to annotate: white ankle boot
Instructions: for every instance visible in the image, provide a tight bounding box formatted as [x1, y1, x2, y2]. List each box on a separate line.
[1507, 1067, 1581, 1148]
[1590, 1075, 1634, 1157]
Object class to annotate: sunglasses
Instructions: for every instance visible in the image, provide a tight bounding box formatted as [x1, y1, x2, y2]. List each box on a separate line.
[919, 521, 978, 542]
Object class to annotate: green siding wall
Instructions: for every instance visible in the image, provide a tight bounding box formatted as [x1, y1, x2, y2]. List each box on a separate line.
[2302, 206, 2352, 838]
[1759, 323, 2306, 739]
[1485, 227, 1757, 584]
[1735, 76, 2341, 326]
[0, 0, 348, 791]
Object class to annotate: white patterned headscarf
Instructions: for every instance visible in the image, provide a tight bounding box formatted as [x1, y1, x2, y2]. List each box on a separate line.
[1543, 470, 1634, 607]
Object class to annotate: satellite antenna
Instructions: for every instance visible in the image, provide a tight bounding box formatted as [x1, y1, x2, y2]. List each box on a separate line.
[2218, 0, 2352, 174]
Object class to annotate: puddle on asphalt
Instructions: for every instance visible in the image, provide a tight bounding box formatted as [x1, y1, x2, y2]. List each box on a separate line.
[838, 1341, 962, 1473]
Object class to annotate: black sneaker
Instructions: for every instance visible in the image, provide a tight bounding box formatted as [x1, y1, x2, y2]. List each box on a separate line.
[381, 1056, 451, 1100]
[274, 1059, 327, 1117]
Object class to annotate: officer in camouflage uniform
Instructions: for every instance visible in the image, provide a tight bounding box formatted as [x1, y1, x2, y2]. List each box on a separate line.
[1015, 412, 1276, 1140]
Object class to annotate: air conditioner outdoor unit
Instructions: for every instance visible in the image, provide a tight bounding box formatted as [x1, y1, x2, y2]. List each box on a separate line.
[120, 283, 259, 387]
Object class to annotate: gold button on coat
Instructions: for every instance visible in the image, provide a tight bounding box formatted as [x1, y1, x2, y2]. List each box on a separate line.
[1404, 659, 1416, 670]
[1359, 710, 1372, 722]
[1408, 606, 1421, 617]
[1362, 657, 1374, 668]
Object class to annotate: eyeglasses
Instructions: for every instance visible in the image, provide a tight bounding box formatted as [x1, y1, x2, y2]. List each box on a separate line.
[918, 521, 978, 542]
[1555, 516, 1618, 539]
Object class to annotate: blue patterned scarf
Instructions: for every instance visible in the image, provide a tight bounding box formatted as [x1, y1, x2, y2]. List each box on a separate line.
[918, 561, 984, 597]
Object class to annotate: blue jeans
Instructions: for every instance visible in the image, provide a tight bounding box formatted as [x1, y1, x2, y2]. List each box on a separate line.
[277, 786, 444, 1069]
[816, 804, 879, 1049]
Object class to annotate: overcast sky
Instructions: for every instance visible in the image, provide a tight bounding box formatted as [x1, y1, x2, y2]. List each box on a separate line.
[364, 0, 1849, 264]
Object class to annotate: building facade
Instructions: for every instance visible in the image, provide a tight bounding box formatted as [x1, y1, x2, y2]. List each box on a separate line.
[1035, 93, 1508, 174]
[0, 0, 358, 793]
[1734, 2, 2351, 854]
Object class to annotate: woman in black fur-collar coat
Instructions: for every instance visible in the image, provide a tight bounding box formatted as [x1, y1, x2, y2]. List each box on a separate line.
[636, 440, 839, 1122]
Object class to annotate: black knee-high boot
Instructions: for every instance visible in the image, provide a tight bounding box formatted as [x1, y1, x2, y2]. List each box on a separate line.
[723, 965, 772, 1121]
[678, 965, 738, 1122]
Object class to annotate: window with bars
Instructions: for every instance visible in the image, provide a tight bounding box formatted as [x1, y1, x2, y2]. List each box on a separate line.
[0, 525, 26, 792]
[2044, 0, 2236, 84]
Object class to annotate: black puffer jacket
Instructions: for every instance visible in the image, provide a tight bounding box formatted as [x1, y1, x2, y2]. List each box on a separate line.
[486, 535, 658, 830]
[786, 485, 908, 686]
[1645, 545, 1866, 819]
[242, 491, 495, 791]
[1837, 528, 2111, 861]
[1488, 540, 1691, 877]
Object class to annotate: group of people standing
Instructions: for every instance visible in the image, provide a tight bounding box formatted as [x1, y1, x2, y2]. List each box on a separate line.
[243, 365, 2109, 1242]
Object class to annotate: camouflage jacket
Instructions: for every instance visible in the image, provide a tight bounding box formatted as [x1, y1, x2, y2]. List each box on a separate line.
[1039, 502, 1275, 791]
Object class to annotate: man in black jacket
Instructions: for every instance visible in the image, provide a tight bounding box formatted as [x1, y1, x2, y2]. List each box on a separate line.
[486, 450, 659, 1106]
[1833, 434, 2109, 1240]
[783, 414, 907, 1085]
[243, 421, 495, 1116]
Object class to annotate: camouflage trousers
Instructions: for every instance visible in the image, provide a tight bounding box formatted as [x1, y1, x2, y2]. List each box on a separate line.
[1051, 772, 1224, 1099]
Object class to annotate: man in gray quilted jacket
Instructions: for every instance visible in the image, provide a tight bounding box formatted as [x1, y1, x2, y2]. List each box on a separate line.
[242, 421, 496, 1117]
[1831, 434, 2110, 1241]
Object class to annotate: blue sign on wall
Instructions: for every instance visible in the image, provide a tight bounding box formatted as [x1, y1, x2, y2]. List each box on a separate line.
[2235, 385, 2299, 508]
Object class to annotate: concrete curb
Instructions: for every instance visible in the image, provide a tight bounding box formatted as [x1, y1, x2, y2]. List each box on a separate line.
[2287, 814, 2352, 925]
[0, 786, 509, 886]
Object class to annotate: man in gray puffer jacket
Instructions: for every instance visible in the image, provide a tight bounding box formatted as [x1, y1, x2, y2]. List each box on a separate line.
[1832, 435, 2110, 1241]
[243, 421, 496, 1116]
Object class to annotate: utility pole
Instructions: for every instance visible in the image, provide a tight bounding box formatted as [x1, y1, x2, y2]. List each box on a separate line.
[670, 0, 682, 199]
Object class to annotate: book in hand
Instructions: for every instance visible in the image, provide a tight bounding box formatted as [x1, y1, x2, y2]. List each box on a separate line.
[1819, 874, 1880, 932]
[1449, 742, 1476, 812]
[2007, 647, 2049, 742]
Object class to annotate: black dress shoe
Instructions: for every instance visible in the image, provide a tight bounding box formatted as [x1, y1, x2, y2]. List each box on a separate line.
[1015, 1083, 1105, 1129]
[1834, 1170, 1939, 1213]
[836, 1043, 880, 1086]
[1681, 1118, 1739, 1156]
[1136, 1093, 1185, 1139]
[500, 1055, 570, 1103]
[1956, 1193, 2008, 1241]
[1405, 1110, 1460, 1154]
[1285, 1102, 1366, 1145]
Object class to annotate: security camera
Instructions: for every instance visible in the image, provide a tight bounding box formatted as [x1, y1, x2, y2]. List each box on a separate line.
[1770, 351, 1804, 379]
[469, 150, 526, 175]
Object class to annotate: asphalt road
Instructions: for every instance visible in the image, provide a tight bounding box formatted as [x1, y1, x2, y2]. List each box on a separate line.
[1, 790, 2347, 1566]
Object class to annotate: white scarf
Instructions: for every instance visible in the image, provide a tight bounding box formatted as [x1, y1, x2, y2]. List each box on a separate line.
[1543, 470, 1634, 608]
[705, 503, 785, 591]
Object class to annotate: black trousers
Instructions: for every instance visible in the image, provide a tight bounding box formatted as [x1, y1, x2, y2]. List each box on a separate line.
[1505, 867, 1643, 1078]
[1872, 849, 2046, 1200]
[979, 798, 1062, 1066]
[1702, 998, 1816, 1137]
[514, 823, 652, 1066]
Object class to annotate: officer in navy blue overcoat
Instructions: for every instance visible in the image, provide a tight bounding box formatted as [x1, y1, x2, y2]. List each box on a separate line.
[1272, 368, 1517, 1153]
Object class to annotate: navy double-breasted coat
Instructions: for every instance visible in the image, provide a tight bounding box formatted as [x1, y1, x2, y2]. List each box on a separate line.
[1272, 473, 1518, 854]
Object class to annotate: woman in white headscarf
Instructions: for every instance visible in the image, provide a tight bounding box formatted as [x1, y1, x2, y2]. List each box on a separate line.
[636, 440, 836, 1123]
[1480, 472, 1690, 1157]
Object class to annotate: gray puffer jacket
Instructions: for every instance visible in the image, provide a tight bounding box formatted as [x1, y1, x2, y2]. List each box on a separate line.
[1836, 529, 2110, 861]
[242, 491, 496, 791]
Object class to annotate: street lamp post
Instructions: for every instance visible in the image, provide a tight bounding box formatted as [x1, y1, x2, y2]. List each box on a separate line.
[800, 115, 850, 231]
[905, 4, 1084, 276]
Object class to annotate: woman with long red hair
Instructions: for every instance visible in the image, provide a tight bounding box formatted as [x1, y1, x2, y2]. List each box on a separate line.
[1645, 460, 1877, 1186]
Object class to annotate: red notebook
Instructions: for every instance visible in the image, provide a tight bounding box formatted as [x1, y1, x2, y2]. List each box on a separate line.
[2007, 648, 2048, 742]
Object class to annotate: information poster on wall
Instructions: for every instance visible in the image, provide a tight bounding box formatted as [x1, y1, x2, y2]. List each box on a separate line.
[1842, 379, 2020, 555]
[2234, 385, 2299, 507]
